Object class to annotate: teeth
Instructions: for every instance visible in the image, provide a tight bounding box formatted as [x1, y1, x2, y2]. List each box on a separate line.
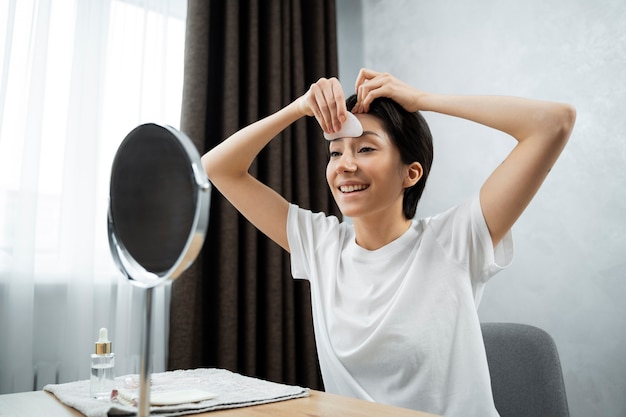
[340, 184, 368, 193]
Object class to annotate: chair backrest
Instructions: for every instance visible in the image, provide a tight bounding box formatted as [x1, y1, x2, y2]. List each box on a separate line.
[481, 323, 570, 417]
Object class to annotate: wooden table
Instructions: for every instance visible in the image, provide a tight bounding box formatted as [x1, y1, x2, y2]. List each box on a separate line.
[0, 389, 441, 417]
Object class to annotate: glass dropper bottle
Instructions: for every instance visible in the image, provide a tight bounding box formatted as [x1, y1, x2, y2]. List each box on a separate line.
[90, 327, 115, 399]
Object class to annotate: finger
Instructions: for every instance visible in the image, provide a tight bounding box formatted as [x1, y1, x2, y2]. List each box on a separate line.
[354, 68, 378, 92]
[320, 82, 339, 131]
[356, 75, 389, 113]
[329, 78, 347, 130]
[355, 69, 387, 113]
[311, 81, 336, 133]
[316, 77, 347, 132]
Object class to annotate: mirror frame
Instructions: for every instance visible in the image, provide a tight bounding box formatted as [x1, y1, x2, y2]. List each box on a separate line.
[107, 123, 210, 288]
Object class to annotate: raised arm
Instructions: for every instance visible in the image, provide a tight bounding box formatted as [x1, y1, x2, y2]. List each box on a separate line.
[353, 68, 576, 246]
[202, 77, 346, 252]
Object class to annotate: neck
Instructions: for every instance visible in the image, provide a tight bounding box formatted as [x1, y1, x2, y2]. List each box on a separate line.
[352, 211, 412, 251]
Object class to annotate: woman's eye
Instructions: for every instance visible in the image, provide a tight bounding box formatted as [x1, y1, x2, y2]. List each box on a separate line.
[329, 151, 341, 158]
[359, 147, 375, 153]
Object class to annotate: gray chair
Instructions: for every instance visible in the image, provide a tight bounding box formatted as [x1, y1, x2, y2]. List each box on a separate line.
[481, 323, 570, 417]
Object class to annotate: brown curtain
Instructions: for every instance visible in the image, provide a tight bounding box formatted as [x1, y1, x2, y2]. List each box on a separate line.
[168, 0, 340, 390]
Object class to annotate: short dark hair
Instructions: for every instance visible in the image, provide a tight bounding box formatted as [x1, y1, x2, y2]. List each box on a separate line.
[346, 95, 433, 219]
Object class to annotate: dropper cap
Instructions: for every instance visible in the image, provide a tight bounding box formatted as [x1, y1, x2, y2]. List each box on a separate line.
[95, 327, 112, 355]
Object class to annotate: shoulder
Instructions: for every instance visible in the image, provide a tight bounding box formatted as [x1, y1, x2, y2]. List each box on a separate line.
[421, 194, 513, 281]
[287, 203, 349, 249]
[287, 204, 352, 280]
[420, 194, 493, 260]
[420, 194, 480, 236]
[288, 203, 342, 230]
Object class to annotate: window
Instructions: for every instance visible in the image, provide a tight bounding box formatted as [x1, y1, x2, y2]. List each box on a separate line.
[0, 0, 187, 393]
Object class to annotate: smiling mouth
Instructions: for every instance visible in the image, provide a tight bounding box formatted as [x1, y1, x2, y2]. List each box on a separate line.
[339, 184, 369, 193]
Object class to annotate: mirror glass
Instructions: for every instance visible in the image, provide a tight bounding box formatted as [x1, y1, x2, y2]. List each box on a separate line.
[108, 123, 210, 287]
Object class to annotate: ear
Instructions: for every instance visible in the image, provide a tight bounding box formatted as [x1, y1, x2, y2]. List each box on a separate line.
[403, 162, 423, 188]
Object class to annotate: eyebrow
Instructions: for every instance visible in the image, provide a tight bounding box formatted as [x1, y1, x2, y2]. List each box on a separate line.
[329, 130, 381, 143]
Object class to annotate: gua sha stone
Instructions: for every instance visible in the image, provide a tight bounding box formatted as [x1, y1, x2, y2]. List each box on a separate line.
[323, 112, 363, 140]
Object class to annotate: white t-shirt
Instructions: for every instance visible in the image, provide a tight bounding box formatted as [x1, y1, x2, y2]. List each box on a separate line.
[287, 194, 513, 417]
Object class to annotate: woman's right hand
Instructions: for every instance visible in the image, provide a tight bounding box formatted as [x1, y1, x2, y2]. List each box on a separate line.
[353, 68, 426, 113]
[298, 77, 348, 135]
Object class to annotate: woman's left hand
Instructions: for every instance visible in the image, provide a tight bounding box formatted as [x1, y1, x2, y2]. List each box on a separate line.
[353, 68, 425, 113]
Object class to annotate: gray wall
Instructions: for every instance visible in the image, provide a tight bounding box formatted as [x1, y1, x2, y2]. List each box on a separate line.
[337, 1, 626, 417]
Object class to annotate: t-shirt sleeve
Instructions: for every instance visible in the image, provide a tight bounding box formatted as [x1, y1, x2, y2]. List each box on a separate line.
[427, 194, 514, 286]
[287, 204, 308, 279]
[287, 203, 341, 281]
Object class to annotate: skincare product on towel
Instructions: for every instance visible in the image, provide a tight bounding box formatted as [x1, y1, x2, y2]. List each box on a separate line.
[90, 327, 115, 399]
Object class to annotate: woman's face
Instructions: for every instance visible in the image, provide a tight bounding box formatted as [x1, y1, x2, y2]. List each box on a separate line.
[326, 114, 410, 220]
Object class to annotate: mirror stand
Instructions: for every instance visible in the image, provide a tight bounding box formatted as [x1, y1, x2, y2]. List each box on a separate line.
[138, 286, 154, 417]
[108, 123, 210, 417]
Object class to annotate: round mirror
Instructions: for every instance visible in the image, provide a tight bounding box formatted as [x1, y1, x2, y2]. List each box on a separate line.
[108, 123, 210, 288]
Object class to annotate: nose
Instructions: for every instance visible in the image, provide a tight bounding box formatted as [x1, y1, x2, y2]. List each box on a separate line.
[338, 152, 357, 173]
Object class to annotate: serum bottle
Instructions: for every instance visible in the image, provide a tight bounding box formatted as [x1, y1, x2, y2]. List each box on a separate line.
[90, 327, 115, 399]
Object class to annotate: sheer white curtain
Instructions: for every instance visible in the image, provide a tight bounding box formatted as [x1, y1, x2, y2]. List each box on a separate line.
[0, 0, 187, 393]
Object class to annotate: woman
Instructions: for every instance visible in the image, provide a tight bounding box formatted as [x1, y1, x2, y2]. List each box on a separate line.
[202, 69, 576, 416]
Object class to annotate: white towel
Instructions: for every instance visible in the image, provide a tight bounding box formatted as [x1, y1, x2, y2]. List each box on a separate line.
[44, 368, 309, 417]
